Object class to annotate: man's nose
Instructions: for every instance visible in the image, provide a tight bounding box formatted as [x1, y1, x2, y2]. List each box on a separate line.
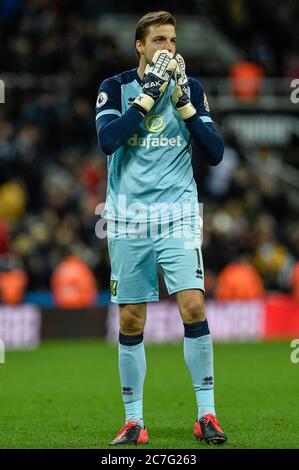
[165, 41, 175, 54]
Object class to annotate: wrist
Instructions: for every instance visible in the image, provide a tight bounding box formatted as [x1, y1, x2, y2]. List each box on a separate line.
[177, 102, 197, 121]
[133, 93, 155, 117]
[131, 103, 147, 118]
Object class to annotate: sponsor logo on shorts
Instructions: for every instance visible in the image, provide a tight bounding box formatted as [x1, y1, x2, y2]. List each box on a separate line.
[195, 248, 203, 278]
[196, 269, 203, 279]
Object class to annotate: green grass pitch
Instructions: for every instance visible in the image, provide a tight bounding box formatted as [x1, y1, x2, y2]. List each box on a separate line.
[0, 339, 298, 449]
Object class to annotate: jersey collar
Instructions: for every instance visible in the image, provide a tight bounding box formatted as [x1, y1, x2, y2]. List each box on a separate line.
[134, 68, 143, 85]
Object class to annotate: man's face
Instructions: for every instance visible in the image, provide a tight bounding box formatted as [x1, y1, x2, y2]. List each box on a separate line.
[137, 24, 176, 64]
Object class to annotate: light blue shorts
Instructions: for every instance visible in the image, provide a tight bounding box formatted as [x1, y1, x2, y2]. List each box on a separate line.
[107, 218, 204, 304]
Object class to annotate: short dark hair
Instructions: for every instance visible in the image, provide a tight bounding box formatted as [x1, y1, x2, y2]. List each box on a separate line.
[135, 11, 176, 60]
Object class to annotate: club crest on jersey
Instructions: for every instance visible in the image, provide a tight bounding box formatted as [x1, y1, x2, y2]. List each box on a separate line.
[96, 92, 108, 108]
[110, 279, 118, 296]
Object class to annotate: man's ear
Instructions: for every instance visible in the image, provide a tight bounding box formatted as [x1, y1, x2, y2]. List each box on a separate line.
[136, 40, 144, 56]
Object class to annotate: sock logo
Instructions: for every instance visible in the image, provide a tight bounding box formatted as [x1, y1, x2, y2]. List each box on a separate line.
[122, 387, 133, 396]
[202, 376, 213, 386]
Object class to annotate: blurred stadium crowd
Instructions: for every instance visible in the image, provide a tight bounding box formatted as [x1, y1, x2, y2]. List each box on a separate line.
[0, 0, 299, 300]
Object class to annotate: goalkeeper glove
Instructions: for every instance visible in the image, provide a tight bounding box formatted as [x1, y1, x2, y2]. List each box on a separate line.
[133, 49, 177, 117]
[172, 54, 197, 121]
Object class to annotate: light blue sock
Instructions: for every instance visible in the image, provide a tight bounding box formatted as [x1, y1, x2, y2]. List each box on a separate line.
[119, 332, 146, 428]
[183, 321, 215, 420]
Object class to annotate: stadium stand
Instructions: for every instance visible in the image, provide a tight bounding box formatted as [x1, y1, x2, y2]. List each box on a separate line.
[0, 0, 298, 299]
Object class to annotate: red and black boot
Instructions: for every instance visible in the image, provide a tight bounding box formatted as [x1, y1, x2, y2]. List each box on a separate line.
[110, 421, 149, 446]
[194, 414, 227, 445]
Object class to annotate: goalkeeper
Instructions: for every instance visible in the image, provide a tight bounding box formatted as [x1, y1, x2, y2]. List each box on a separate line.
[95, 11, 227, 446]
